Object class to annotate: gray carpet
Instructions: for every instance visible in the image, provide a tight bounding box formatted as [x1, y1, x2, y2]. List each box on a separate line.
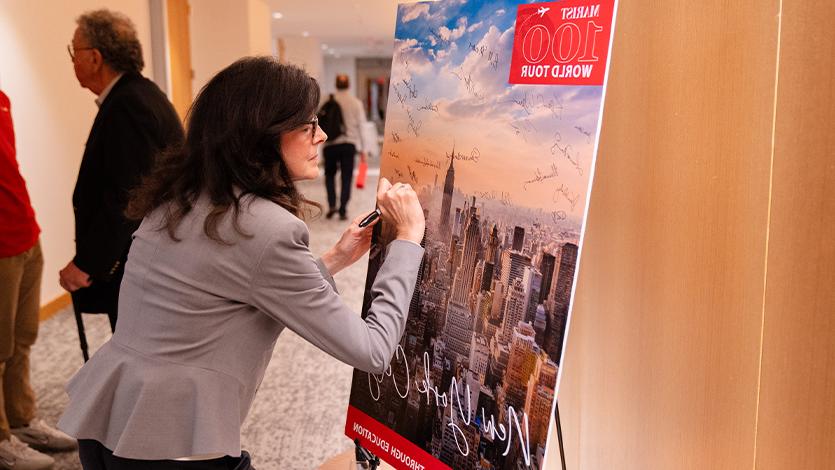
[30, 171, 380, 470]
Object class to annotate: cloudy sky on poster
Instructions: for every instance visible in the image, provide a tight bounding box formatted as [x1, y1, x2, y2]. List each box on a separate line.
[384, 0, 604, 215]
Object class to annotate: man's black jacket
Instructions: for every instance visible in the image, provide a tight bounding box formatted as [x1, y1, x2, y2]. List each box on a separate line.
[71, 72, 183, 312]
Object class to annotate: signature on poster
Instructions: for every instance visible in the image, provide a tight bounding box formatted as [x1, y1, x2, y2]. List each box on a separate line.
[365, 347, 533, 466]
[510, 91, 563, 120]
[488, 51, 500, 70]
[575, 125, 593, 143]
[550, 132, 584, 176]
[450, 147, 480, 163]
[451, 67, 485, 101]
[474, 190, 497, 201]
[553, 183, 580, 211]
[415, 157, 442, 169]
[406, 109, 422, 137]
[523, 162, 560, 190]
[551, 210, 568, 222]
[510, 119, 537, 142]
[393, 84, 408, 109]
[467, 41, 501, 70]
[417, 100, 439, 113]
[406, 165, 419, 184]
[402, 78, 418, 99]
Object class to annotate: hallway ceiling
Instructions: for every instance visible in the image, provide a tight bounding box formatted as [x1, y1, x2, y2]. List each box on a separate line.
[269, 0, 403, 57]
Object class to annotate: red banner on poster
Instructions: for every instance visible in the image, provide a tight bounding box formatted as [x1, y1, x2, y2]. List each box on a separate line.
[346, 405, 448, 470]
[509, 0, 615, 85]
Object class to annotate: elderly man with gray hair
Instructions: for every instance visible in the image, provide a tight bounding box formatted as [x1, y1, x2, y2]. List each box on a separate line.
[60, 9, 184, 333]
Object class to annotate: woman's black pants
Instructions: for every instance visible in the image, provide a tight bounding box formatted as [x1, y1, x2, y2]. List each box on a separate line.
[78, 440, 255, 470]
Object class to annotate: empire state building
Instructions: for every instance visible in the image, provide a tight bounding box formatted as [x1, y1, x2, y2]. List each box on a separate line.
[440, 143, 455, 239]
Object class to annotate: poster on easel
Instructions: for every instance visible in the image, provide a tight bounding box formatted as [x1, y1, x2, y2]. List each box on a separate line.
[345, 1, 617, 468]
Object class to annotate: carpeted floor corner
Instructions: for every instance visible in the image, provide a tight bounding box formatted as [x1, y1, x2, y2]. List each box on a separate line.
[29, 172, 379, 469]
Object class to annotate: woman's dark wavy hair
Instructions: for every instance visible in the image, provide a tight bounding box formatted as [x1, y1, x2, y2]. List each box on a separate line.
[127, 56, 321, 243]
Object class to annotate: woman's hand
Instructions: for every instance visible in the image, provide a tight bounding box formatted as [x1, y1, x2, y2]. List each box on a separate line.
[320, 212, 377, 275]
[376, 177, 425, 244]
[320, 177, 424, 275]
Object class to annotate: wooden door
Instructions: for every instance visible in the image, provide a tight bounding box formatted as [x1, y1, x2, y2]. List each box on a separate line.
[754, 1, 835, 468]
[546, 2, 780, 468]
[166, 0, 193, 121]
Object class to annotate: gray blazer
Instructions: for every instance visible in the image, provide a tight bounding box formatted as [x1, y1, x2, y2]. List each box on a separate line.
[57, 195, 423, 460]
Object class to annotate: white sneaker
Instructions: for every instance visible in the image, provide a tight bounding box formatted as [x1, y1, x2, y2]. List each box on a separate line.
[0, 435, 54, 470]
[10, 419, 77, 452]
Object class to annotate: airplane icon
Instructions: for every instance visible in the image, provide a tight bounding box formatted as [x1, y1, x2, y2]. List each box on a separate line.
[536, 7, 550, 17]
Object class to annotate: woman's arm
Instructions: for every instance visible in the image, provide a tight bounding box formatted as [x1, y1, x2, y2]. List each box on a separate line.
[249, 218, 423, 374]
[319, 213, 374, 276]
[320, 177, 425, 276]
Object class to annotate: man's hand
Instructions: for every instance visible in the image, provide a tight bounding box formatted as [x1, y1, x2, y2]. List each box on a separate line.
[59, 261, 92, 292]
[360, 151, 367, 163]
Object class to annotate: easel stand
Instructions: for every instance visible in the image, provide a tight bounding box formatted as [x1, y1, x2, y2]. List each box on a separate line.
[354, 439, 380, 470]
[555, 400, 567, 470]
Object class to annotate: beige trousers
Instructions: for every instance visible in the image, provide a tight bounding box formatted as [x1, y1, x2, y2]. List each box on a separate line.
[0, 240, 42, 440]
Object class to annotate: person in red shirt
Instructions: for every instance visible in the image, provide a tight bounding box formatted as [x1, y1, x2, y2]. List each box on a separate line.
[0, 90, 76, 469]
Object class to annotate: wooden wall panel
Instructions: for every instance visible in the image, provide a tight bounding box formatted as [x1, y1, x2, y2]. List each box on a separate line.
[546, 2, 780, 468]
[755, 1, 835, 468]
[166, 0, 192, 120]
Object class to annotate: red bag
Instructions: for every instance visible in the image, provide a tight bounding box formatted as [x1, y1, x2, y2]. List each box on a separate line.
[356, 160, 368, 189]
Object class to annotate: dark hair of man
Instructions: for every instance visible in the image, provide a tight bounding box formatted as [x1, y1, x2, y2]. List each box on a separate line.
[127, 57, 322, 244]
[76, 9, 144, 74]
[335, 74, 350, 90]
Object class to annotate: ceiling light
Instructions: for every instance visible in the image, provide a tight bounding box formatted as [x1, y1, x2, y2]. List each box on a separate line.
[302, 31, 309, 37]
[272, 12, 283, 19]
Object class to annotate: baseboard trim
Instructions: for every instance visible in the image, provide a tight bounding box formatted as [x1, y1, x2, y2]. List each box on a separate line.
[40, 293, 71, 322]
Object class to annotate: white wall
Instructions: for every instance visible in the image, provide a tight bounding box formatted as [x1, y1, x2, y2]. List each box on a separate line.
[0, 1, 154, 305]
[246, 0, 271, 56]
[322, 57, 357, 97]
[190, 0, 271, 96]
[277, 36, 324, 83]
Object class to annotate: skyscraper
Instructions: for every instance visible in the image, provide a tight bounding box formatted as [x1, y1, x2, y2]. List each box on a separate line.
[525, 355, 558, 445]
[487, 224, 499, 257]
[443, 301, 474, 361]
[500, 278, 527, 344]
[500, 250, 531, 294]
[439, 143, 456, 239]
[503, 322, 539, 411]
[452, 207, 463, 238]
[522, 266, 542, 324]
[480, 262, 494, 292]
[538, 252, 556, 304]
[451, 201, 481, 305]
[512, 226, 525, 251]
[549, 242, 578, 313]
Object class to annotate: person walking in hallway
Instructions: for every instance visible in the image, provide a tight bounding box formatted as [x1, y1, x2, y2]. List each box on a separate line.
[60, 9, 184, 331]
[321, 74, 368, 220]
[0, 90, 77, 470]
